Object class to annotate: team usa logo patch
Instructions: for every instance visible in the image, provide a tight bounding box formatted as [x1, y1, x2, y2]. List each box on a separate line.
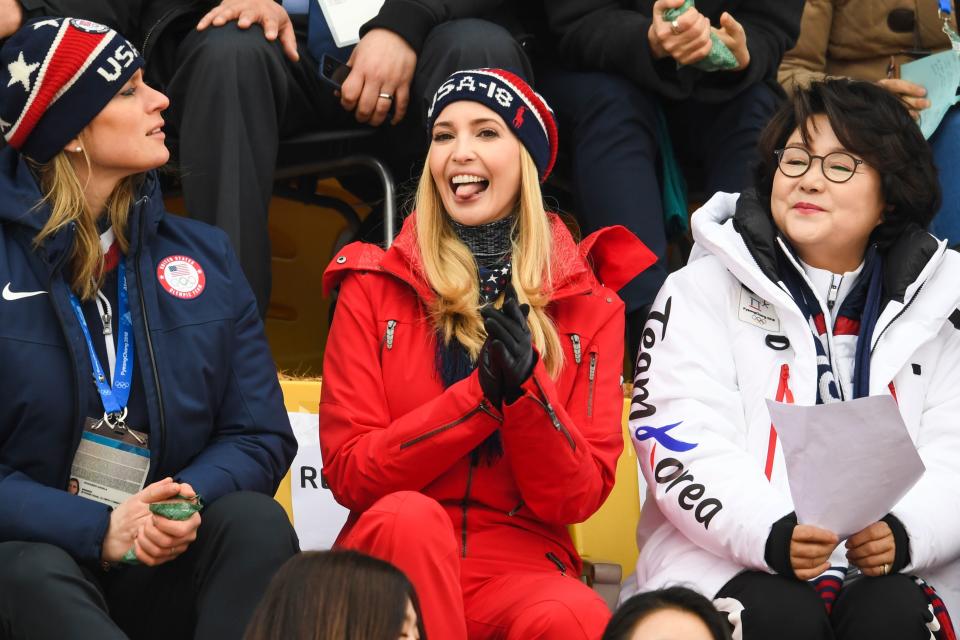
[157, 255, 206, 299]
[69, 19, 111, 33]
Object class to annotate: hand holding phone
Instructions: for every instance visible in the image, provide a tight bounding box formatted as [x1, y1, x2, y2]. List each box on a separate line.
[320, 54, 351, 91]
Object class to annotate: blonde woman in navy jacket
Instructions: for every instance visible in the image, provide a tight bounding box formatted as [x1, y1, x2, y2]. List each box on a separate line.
[0, 19, 297, 640]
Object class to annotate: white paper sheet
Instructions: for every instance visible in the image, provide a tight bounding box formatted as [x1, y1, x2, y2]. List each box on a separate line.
[315, 0, 385, 48]
[765, 396, 924, 539]
[288, 412, 350, 550]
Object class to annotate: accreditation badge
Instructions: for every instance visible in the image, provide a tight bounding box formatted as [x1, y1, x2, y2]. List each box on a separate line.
[68, 417, 150, 507]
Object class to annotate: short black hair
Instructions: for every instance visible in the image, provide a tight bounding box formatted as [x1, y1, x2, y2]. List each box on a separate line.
[602, 586, 732, 640]
[754, 78, 940, 248]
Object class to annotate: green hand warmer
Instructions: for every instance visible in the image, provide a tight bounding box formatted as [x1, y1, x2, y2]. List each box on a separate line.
[662, 0, 739, 72]
[121, 495, 203, 565]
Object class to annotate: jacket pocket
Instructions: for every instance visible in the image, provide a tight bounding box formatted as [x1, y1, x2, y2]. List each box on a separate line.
[531, 377, 576, 451]
[545, 551, 567, 575]
[399, 401, 500, 450]
[587, 347, 598, 420]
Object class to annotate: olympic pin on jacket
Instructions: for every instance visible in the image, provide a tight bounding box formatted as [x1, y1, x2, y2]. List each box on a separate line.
[320, 212, 655, 573]
[628, 191, 960, 629]
[0, 147, 296, 565]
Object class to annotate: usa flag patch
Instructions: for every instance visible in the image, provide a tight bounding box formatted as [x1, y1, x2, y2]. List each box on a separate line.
[157, 255, 205, 299]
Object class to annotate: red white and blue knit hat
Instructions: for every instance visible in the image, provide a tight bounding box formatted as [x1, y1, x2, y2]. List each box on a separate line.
[0, 18, 144, 163]
[426, 68, 559, 182]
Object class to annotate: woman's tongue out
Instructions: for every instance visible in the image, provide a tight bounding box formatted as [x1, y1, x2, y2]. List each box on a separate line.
[453, 178, 489, 202]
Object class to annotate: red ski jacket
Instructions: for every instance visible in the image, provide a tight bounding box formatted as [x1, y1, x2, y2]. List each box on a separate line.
[320, 213, 655, 574]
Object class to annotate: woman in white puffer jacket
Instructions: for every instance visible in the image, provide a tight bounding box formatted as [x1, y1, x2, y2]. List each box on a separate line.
[628, 79, 960, 639]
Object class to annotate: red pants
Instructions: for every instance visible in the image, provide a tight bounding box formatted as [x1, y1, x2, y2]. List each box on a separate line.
[339, 491, 611, 640]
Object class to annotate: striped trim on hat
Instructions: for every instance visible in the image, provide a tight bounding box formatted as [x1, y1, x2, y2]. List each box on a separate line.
[427, 68, 559, 182]
[6, 22, 115, 148]
[1, 18, 143, 162]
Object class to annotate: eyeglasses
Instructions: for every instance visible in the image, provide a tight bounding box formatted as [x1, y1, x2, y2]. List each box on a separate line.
[774, 147, 865, 184]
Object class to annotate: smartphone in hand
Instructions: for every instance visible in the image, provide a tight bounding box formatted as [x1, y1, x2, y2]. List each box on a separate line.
[320, 53, 351, 91]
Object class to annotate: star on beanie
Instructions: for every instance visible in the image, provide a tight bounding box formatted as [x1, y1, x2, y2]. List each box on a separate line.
[0, 18, 144, 163]
[426, 69, 559, 182]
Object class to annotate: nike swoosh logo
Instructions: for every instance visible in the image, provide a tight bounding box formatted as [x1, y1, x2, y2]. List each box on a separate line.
[2, 283, 47, 301]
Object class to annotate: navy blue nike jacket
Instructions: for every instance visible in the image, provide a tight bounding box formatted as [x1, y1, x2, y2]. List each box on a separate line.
[0, 147, 296, 565]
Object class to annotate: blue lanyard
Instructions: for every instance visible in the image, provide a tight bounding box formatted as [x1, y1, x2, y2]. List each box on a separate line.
[941, 0, 952, 15]
[68, 262, 135, 417]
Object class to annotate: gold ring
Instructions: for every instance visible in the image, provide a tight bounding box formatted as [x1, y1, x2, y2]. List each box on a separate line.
[378, 92, 394, 101]
[670, 19, 681, 35]
[882, 563, 890, 575]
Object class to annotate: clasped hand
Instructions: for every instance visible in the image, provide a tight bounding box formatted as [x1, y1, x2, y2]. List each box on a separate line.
[790, 521, 896, 580]
[101, 477, 201, 567]
[648, 0, 750, 70]
[478, 285, 535, 408]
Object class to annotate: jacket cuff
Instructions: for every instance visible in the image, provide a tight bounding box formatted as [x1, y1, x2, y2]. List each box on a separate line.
[504, 351, 539, 406]
[882, 513, 911, 573]
[765, 511, 798, 577]
[360, 1, 436, 53]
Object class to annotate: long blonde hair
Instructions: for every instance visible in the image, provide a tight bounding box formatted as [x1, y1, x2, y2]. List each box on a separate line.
[415, 145, 564, 377]
[31, 149, 134, 301]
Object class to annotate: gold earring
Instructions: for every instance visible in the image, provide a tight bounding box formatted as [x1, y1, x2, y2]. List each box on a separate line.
[74, 146, 82, 152]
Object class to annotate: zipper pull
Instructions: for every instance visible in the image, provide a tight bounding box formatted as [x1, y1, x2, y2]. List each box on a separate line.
[570, 334, 582, 364]
[588, 352, 597, 382]
[102, 313, 112, 335]
[385, 319, 397, 350]
[545, 552, 567, 575]
[827, 274, 842, 311]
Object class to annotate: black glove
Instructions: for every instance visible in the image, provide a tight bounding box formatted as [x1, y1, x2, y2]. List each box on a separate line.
[478, 336, 504, 409]
[480, 285, 535, 405]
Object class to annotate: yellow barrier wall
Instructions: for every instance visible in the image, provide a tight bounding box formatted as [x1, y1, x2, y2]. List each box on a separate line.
[275, 379, 323, 522]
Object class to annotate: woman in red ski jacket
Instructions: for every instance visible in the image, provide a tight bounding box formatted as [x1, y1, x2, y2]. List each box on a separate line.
[319, 68, 655, 639]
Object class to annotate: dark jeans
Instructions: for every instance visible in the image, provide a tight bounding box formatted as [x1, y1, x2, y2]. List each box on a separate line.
[716, 570, 933, 639]
[0, 492, 299, 640]
[535, 68, 780, 316]
[161, 17, 531, 316]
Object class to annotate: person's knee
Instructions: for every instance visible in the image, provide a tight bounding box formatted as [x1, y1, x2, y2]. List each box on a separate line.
[355, 491, 457, 554]
[832, 575, 931, 639]
[721, 573, 831, 640]
[424, 19, 522, 68]
[371, 491, 450, 532]
[202, 491, 297, 551]
[546, 71, 658, 133]
[0, 542, 79, 594]
[181, 22, 280, 67]
[508, 593, 610, 639]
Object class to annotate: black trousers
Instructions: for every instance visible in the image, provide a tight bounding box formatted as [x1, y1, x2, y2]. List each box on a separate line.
[0, 492, 299, 640]
[716, 570, 935, 639]
[535, 69, 780, 318]
[160, 17, 531, 317]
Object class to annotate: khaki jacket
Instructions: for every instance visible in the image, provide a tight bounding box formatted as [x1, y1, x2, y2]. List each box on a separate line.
[778, 0, 957, 94]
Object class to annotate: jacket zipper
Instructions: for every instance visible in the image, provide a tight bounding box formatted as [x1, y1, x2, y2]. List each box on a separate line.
[134, 199, 167, 472]
[587, 352, 597, 419]
[570, 334, 582, 364]
[531, 378, 576, 451]
[461, 450, 479, 557]
[546, 551, 566, 575]
[765, 364, 794, 481]
[870, 283, 925, 357]
[48, 272, 86, 485]
[399, 400, 500, 449]
[826, 274, 842, 310]
[141, 7, 181, 58]
[384, 319, 396, 350]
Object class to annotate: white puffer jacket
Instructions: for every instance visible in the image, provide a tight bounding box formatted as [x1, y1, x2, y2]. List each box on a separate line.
[628, 191, 960, 631]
